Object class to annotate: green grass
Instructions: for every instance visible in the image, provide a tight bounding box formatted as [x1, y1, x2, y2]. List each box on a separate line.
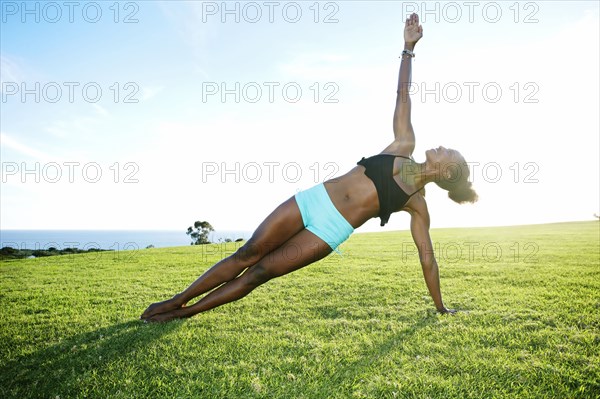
[1, 221, 599, 398]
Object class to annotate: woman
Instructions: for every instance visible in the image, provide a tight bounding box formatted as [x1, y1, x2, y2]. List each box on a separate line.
[141, 13, 477, 323]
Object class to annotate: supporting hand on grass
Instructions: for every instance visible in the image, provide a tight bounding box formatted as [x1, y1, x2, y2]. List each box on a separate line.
[437, 307, 458, 315]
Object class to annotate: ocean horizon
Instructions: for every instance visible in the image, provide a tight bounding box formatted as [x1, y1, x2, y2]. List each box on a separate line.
[0, 230, 252, 251]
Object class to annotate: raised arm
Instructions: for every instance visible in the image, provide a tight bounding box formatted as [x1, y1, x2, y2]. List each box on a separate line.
[408, 204, 456, 314]
[390, 13, 423, 155]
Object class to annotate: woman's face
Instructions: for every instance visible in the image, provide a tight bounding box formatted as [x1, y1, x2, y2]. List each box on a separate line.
[426, 146, 459, 166]
[425, 146, 466, 183]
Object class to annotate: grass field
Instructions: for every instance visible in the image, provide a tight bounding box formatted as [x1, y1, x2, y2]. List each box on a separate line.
[1, 221, 599, 398]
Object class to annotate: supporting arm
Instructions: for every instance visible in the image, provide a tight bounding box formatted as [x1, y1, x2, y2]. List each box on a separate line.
[408, 204, 456, 314]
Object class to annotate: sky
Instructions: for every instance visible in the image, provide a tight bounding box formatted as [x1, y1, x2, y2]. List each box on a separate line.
[1, 1, 599, 233]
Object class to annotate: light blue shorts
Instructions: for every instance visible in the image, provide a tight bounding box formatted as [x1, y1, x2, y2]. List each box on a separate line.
[294, 183, 354, 251]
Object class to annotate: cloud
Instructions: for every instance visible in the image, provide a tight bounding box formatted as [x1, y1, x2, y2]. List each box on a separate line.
[44, 103, 112, 141]
[0, 132, 52, 161]
[0, 55, 21, 81]
[140, 85, 165, 101]
[43, 115, 97, 141]
[157, 2, 215, 78]
[158, 3, 209, 44]
[277, 52, 355, 80]
[92, 103, 110, 117]
[0, 54, 25, 93]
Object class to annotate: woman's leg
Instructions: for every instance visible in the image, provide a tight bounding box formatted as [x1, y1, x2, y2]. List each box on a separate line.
[145, 228, 332, 322]
[141, 196, 305, 320]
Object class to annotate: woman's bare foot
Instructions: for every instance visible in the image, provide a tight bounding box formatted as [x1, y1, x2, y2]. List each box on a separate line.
[140, 294, 185, 320]
[145, 307, 188, 323]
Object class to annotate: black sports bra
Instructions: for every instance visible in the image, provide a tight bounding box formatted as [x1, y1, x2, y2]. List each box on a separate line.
[357, 154, 422, 226]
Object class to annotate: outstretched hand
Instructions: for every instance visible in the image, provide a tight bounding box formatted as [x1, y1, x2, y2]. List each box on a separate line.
[404, 13, 423, 45]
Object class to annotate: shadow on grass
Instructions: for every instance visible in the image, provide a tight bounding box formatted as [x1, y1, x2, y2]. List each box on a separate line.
[308, 305, 441, 392]
[0, 319, 179, 398]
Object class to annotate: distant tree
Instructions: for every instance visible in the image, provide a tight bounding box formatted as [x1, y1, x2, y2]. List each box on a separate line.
[0, 247, 16, 255]
[146, 245, 155, 249]
[32, 250, 52, 257]
[0, 247, 18, 259]
[186, 221, 214, 245]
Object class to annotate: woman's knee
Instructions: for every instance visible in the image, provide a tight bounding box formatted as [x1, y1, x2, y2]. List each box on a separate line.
[234, 240, 264, 265]
[244, 263, 273, 287]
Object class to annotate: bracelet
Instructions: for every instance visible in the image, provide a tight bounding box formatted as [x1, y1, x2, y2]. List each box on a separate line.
[400, 49, 415, 59]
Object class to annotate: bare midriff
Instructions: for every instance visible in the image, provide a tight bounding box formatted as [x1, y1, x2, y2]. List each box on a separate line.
[323, 165, 379, 229]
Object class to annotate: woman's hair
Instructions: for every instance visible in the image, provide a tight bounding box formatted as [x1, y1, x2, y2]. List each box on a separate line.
[447, 180, 478, 204]
[435, 156, 479, 204]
